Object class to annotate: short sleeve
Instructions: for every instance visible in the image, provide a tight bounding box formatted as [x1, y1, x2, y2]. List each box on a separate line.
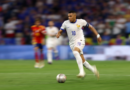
[41, 26, 45, 30]
[40, 26, 46, 33]
[82, 19, 89, 27]
[60, 21, 66, 30]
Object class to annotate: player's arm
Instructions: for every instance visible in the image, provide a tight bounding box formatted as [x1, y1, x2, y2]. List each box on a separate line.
[88, 24, 102, 43]
[40, 26, 46, 35]
[56, 30, 63, 38]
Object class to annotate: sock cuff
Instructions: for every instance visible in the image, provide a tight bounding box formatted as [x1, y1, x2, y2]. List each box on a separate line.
[73, 51, 79, 56]
[83, 61, 86, 65]
[73, 51, 79, 53]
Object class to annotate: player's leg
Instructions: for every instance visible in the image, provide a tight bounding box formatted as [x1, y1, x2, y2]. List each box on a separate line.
[53, 46, 58, 59]
[73, 47, 85, 78]
[47, 47, 53, 64]
[34, 45, 40, 68]
[46, 39, 53, 64]
[39, 44, 44, 68]
[53, 39, 59, 58]
[80, 54, 99, 79]
[40, 49, 44, 61]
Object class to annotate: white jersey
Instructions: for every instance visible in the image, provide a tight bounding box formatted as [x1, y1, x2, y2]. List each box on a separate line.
[46, 26, 59, 48]
[60, 19, 88, 44]
[46, 26, 58, 39]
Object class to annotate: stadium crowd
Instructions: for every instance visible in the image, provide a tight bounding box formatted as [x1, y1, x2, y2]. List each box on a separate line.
[0, 0, 130, 45]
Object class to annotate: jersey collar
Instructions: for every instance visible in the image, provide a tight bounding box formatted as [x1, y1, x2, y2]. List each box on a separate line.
[70, 19, 77, 24]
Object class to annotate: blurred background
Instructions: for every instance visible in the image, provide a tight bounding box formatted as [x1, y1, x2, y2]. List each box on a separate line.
[0, 0, 130, 60]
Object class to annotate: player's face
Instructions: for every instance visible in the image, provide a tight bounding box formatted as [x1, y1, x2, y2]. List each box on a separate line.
[68, 13, 76, 22]
[48, 21, 54, 27]
[35, 21, 41, 26]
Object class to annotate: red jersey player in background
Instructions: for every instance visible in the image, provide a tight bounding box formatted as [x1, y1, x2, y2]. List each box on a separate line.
[31, 20, 46, 68]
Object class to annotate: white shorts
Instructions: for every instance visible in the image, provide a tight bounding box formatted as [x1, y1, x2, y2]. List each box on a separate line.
[46, 38, 58, 48]
[70, 39, 85, 54]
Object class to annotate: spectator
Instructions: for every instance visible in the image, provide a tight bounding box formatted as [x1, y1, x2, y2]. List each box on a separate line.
[2, 0, 10, 11]
[35, 0, 44, 8]
[112, 15, 126, 38]
[96, 21, 105, 35]
[4, 19, 16, 38]
[0, 27, 5, 45]
[0, 16, 4, 27]
[0, 0, 130, 45]
[104, 22, 112, 35]
[106, 15, 116, 27]
[23, 25, 31, 45]
[126, 34, 130, 45]
[125, 18, 130, 38]
[124, 9, 130, 19]
[116, 34, 123, 45]
[102, 31, 111, 45]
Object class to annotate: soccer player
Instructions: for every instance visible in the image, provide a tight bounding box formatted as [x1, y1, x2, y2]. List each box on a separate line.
[56, 11, 102, 78]
[31, 20, 46, 68]
[46, 21, 59, 64]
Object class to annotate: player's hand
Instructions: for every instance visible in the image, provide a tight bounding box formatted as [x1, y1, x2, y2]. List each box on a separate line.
[56, 33, 61, 38]
[97, 37, 102, 44]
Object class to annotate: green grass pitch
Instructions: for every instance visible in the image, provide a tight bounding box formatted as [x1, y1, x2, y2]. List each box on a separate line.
[0, 60, 130, 90]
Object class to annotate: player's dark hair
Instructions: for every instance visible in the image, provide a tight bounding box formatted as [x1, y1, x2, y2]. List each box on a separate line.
[68, 10, 76, 14]
[35, 19, 41, 22]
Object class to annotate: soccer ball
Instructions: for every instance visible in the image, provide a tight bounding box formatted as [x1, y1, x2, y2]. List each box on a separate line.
[56, 74, 66, 83]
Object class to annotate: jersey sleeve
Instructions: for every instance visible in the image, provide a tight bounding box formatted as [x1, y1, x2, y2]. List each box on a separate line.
[41, 26, 45, 30]
[41, 26, 46, 33]
[60, 21, 66, 30]
[82, 19, 89, 27]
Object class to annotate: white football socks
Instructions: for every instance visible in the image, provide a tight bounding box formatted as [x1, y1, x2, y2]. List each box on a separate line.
[47, 50, 52, 63]
[73, 51, 84, 74]
[54, 50, 58, 57]
[83, 61, 94, 73]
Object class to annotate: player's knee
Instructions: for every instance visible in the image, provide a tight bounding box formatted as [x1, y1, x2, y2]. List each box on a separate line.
[73, 51, 79, 56]
[48, 48, 52, 50]
[73, 47, 80, 52]
[48, 49, 52, 53]
[34, 47, 38, 51]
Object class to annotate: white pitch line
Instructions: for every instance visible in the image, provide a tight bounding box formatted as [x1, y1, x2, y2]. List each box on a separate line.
[0, 73, 130, 76]
[66, 74, 130, 76]
[0, 73, 52, 74]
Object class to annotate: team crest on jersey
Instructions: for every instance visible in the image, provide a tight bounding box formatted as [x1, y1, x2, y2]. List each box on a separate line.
[51, 30, 54, 33]
[76, 24, 80, 28]
[35, 30, 40, 32]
